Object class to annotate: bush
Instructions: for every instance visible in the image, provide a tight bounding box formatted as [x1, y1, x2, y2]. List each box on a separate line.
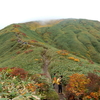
[10, 67, 28, 79]
[65, 73, 100, 99]
[43, 89, 59, 100]
[86, 73, 100, 93]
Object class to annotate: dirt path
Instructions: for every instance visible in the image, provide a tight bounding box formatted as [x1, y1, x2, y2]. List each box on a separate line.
[42, 59, 51, 82]
[41, 48, 52, 82]
[41, 48, 66, 100]
[54, 84, 66, 100]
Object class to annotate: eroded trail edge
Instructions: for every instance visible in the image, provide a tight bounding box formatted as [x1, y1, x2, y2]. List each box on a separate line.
[41, 48, 52, 82]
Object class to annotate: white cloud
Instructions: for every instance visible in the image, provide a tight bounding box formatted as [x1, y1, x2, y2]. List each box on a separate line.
[0, 0, 100, 29]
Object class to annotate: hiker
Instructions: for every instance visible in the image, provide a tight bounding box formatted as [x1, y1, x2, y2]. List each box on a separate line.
[52, 73, 57, 89]
[57, 75, 63, 94]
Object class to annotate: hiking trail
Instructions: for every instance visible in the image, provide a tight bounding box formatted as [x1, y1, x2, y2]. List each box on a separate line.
[41, 48, 51, 82]
[41, 48, 66, 100]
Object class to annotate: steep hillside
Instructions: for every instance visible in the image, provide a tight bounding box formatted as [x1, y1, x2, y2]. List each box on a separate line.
[34, 19, 100, 63]
[0, 19, 100, 80]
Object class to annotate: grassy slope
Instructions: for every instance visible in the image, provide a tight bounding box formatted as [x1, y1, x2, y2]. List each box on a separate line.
[35, 19, 100, 63]
[0, 19, 100, 81]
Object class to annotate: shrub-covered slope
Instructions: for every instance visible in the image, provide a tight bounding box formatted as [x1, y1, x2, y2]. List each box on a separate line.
[0, 19, 100, 78]
[34, 19, 100, 63]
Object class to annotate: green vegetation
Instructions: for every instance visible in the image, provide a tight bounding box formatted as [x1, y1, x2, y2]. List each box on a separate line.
[0, 67, 59, 99]
[0, 18, 100, 99]
[35, 19, 100, 63]
[0, 18, 100, 78]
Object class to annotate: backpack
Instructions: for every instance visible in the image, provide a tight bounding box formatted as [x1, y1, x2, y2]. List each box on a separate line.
[57, 78, 62, 85]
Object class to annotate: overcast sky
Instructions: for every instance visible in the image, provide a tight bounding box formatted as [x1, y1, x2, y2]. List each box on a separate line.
[0, 0, 100, 29]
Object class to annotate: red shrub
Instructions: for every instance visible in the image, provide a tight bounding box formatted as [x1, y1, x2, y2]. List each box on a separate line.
[10, 67, 28, 79]
[24, 51, 29, 54]
[21, 33, 27, 37]
[24, 50, 33, 54]
[89, 60, 94, 64]
[0, 67, 8, 72]
[31, 40, 38, 42]
[16, 51, 21, 54]
[29, 50, 33, 52]
[13, 25, 21, 28]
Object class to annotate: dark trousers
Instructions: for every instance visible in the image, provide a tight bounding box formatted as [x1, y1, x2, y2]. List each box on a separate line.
[58, 84, 62, 93]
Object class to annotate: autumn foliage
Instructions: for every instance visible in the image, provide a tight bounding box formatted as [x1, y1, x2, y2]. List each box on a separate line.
[0, 67, 52, 99]
[65, 73, 100, 99]
[26, 83, 36, 92]
[30, 40, 38, 43]
[68, 57, 75, 60]
[16, 51, 21, 54]
[24, 49, 33, 54]
[9, 67, 28, 79]
[74, 59, 80, 62]
[13, 24, 21, 28]
[57, 50, 69, 56]
[21, 32, 27, 37]
[0, 67, 28, 79]
[0, 67, 8, 72]
[68, 57, 80, 62]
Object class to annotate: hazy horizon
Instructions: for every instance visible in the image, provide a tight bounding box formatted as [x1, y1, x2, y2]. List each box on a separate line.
[0, 0, 100, 30]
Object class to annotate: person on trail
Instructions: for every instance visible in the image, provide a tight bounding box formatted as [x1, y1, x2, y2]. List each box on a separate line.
[52, 73, 57, 89]
[57, 75, 63, 94]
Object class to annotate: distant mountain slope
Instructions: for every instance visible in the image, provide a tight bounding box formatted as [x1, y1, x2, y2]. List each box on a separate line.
[33, 19, 100, 63]
[0, 18, 100, 79]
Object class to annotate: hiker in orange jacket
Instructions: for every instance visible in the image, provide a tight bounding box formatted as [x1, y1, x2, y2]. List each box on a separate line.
[52, 73, 57, 89]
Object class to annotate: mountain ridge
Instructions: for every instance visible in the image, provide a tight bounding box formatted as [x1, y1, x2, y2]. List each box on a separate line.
[0, 18, 100, 78]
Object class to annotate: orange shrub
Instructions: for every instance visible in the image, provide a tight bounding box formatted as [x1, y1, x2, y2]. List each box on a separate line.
[56, 50, 61, 54]
[68, 57, 75, 60]
[85, 95, 92, 99]
[61, 53, 69, 56]
[65, 73, 100, 99]
[74, 59, 80, 62]
[34, 59, 39, 61]
[57, 50, 69, 56]
[36, 83, 44, 87]
[26, 83, 36, 92]
[66, 73, 90, 99]
[90, 92, 98, 99]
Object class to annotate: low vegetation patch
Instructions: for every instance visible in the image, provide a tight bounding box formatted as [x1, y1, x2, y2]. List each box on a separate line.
[0, 67, 59, 100]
